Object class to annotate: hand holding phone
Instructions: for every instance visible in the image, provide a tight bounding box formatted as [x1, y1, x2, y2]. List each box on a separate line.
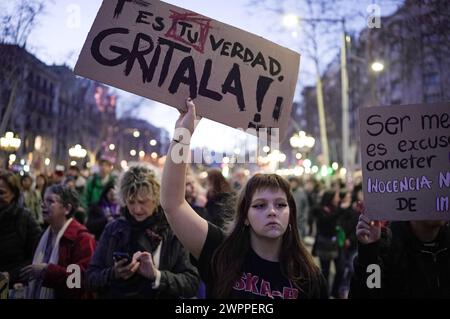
[113, 252, 131, 265]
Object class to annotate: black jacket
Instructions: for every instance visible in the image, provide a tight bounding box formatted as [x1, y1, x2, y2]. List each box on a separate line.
[349, 221, 450, 298]
[0, 202, 42, 286]
[86, 210, 200, 299]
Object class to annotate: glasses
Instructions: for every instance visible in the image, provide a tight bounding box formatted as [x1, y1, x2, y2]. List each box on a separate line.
[42, 197, 62, 207]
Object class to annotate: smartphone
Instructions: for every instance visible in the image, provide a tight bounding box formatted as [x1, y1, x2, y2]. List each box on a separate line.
[113, 252, 131, 265]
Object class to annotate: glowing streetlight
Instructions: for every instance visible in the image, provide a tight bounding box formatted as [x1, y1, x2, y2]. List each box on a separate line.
[130, 149, 136, 156]
[133, 130, 140, 138]
[149, 139, 157, 146]
[109, 144, 115, 151]
[68, 144, 87, 158]
[0, 131, 21, 152]
[371, 61, 384, 72]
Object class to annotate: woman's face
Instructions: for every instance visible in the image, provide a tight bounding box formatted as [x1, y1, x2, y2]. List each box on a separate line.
[0, 179, 15, 208]
[41, 191, 69, 225]
[36, 176, 45, 188]
[246, 188, 290, 240]
[126, 189, 156, 222]
[21, 177, 33, 190]
[332, 191, 341, 207]
[106, 188, 116, 203]
[185, 175, 197, 200]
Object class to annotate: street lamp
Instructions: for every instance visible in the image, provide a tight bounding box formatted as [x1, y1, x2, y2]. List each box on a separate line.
[290, 131, 315, 165]
[371, 61, 384, 72]
[0, 131, 21, 152]
[290, 131, 315, 150]
[0, 131, 21, 168]
[68, 144, 87, 158]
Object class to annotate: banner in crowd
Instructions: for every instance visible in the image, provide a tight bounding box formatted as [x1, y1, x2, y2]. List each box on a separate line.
[75, 0, 300, 139]
[359, 102, 450, 220]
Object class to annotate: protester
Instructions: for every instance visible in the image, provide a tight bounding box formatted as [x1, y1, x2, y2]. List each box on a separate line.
[82, 156, 115, 210]
[66, 165, 86, 195]
[161, 98, 327, 299]
[87, 164, 199, 299]
[311, 190, 344, 298]
[349, 215, 450, 298]
[21, 184, 96, 299]
[288, 176, 310, 239]
[35, 174, 48, 200]
[0, 170, 41, 288]
[204, 168, 236, 229]
[86, 181, 120, 240]
[21, 174, 43, 226]
[185, 168, 208, 216]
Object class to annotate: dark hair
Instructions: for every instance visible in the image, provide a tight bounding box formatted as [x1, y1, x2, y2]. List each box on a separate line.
[320, 190, 338, 208]
[20, 173, 33, 184]
[0, 170, 21, 202]
[211, 173, 322, 298]
[46, 184, 79, 218]
[99, 180, 116, 203]
[68, 165, 80, 173]
[36, 174, 48, 199]
[206, 169, 232, 200]
[352, 184, 363, 203]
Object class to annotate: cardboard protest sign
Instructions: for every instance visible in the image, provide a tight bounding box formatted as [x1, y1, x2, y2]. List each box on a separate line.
[75, 0, 300, 139]
[359, 102, 450, 221]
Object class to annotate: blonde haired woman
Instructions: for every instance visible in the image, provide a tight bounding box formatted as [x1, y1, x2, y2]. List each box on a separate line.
[87, 164, 199, 298]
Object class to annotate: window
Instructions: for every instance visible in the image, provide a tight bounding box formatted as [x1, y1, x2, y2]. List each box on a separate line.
[424, 93, 441, 103]
[424, 73, 440, 87]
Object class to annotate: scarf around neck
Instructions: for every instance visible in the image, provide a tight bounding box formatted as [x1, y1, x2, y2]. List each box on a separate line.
[124, 207, 168, 253]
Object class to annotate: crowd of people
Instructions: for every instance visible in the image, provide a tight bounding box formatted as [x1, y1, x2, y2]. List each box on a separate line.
[0, 98, 449, 299]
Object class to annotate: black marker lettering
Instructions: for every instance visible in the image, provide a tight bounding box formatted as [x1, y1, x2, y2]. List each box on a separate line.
[168, 56, 197, 99]
[272, 96, 283, 121]
[209, 35, 224, 51]
[91, 28, 130, 66]
[124, 33, 154, 80]
[230, 42, 244, 60]
[199, 59, 222, 101]
[269, 56, 281, 76]
[251, 52, 267, 71]
[220, 42, 232, 56]
[157, 37, 191, 87]
[243, 48, 254, 63]
[136, 11, 153, 25]
[222, 63, 245, 111]
[153, 17, 165, 31]
[144, 45, 161, 83]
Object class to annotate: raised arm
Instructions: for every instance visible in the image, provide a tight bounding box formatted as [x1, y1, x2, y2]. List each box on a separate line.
[161, 98, 208, 259]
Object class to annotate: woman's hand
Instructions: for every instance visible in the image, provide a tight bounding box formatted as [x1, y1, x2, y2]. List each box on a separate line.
[114, 258, 140, 280]
[356, 214, 381, 245]
[133, 251, 159, 281]
[20, 263, 48, 281]
[174, 98, 201, 139]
